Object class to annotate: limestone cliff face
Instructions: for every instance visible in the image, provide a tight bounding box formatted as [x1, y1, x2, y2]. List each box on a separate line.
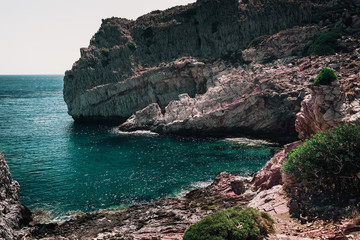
[0, 153, 31, 239]
[64, 0, 323, 122]
[119, 58, 309, 138]
[295, 50, 360, 140]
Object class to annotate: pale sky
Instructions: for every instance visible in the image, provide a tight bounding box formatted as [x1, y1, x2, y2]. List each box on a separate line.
[0, 0, 195, 74]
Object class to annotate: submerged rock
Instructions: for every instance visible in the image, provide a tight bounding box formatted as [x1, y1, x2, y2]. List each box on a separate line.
[0, 153, 31, 239]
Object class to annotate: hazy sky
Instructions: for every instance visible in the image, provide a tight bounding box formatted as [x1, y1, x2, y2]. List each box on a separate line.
[0, 0, 195, 74]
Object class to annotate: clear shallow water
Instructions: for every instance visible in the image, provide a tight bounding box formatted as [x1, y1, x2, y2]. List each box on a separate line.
[0, 75, 273, 217]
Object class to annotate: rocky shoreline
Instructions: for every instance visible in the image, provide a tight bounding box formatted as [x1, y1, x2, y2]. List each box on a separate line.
[0, 153, 31, 240]
[1, 0, 360, 239]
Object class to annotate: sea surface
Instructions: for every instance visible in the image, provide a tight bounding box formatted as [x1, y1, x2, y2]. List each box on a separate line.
[0, 75, 273, 218]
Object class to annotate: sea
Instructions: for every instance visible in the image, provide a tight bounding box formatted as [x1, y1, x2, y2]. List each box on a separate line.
[0, 75, 273, 218]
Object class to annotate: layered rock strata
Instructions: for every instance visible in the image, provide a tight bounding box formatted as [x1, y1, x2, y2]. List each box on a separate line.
[0, 153, 31, 240]
[119, 59, 308, 138]
[64, 0, 326, 122]
[296, 71, 360, 140]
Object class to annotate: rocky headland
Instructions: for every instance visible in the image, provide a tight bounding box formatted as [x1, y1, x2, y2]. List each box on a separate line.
[64, 0, 328, 125]
[0, 153, 31, 239]
[3, 0, 360, 239]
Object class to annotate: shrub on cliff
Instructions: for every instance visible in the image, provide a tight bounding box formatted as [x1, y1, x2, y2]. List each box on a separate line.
[312, 68, 337, 86]
[142, 25, 154, 38]
[183, 206, 274, 240]
[248, 35, 269, 48]
[307, 29, 344, 56]
[101, 48, 110, 56]
[127, 41, 137, 51]
[282, 122, 360, 214]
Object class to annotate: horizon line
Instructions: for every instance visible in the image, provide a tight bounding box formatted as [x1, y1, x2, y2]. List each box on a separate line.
[0, 73, 65, 75]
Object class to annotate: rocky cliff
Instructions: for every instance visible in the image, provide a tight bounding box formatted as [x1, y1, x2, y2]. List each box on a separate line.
[64, 0, 327, 124]
[296, 67, 360, 140]
[0, 153, 31, 239]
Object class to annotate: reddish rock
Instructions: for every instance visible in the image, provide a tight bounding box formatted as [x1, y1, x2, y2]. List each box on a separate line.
[295, 73, 360, 141]
[248, 185, 289, 216]
[252, 150, 286, 190]
[252, 141, 302, 190]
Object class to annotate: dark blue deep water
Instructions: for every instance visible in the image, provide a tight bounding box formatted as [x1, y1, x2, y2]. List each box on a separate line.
[0, 75, 272, 217]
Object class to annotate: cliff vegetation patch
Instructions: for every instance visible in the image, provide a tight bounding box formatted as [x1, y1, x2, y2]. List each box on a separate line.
[183, 206, 274, 240]
[142, 25, 154, 38]
[312, 67, 338, 86]
[248, 35, 269, 49]
[128, 41, 137, 51]
[307, 28, 344, 56]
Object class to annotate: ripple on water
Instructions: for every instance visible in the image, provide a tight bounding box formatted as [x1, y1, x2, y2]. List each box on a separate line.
[0, 75, 273, 218]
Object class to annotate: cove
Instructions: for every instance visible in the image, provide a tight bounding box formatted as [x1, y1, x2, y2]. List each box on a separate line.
[0, 75, 273, 217]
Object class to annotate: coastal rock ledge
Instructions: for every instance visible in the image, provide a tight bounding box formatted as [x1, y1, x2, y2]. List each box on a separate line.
[0, 153, 31, 239]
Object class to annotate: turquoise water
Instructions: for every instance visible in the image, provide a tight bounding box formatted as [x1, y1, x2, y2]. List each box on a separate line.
[0, 75, 273, 217]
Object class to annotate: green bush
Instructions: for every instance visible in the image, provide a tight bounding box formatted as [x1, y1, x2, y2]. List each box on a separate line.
[127, 41, 137, 51]
[101, 48, 110, 57]
[307, 29, 343, 56]
[142, 25, 154, 38]
[183, 206, 274, 240]
[248, 35, 269, 48]
[197, 58, 209, 63]
[282, 122, 360, 203]
[312, 68, 337, 86]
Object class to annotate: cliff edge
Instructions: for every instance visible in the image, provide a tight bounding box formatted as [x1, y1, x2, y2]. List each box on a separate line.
[64, 0, 324, 126]
[0, 153, 31, 239]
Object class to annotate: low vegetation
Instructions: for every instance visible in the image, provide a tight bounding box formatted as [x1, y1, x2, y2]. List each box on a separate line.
[307, 29, 344, 56]
[183, 206, 274, 240]
[282, 122, 360, 209]
[248, 35, 269, 48]
[101, 48, 110, 59]
[142, 25, 154, 38]
[312, 68, 338, 86]
[127, 41, 137, 51]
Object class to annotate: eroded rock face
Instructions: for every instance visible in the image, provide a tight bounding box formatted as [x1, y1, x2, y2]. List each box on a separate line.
[119, 59, 309, 138]
[0, 153, 31, 240]
[242, 25, 320, 63]
[64, 0, 324, 122]
[252, 141, 302, 190]
[295, 52, 360, 140]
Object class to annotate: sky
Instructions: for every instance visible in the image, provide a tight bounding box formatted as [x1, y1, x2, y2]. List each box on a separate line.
[0, 0, 195, 75]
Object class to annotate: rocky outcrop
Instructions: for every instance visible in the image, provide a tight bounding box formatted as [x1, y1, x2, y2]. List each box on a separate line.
[64, 0, 326, 122]
[119, 58, 310, 138]
[30, 172, 253, 240]
[242, 25, 320, 63]
[0, 153, 31, 240]
[295, 50, 360, 140]
[252, 141, 302, 190]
